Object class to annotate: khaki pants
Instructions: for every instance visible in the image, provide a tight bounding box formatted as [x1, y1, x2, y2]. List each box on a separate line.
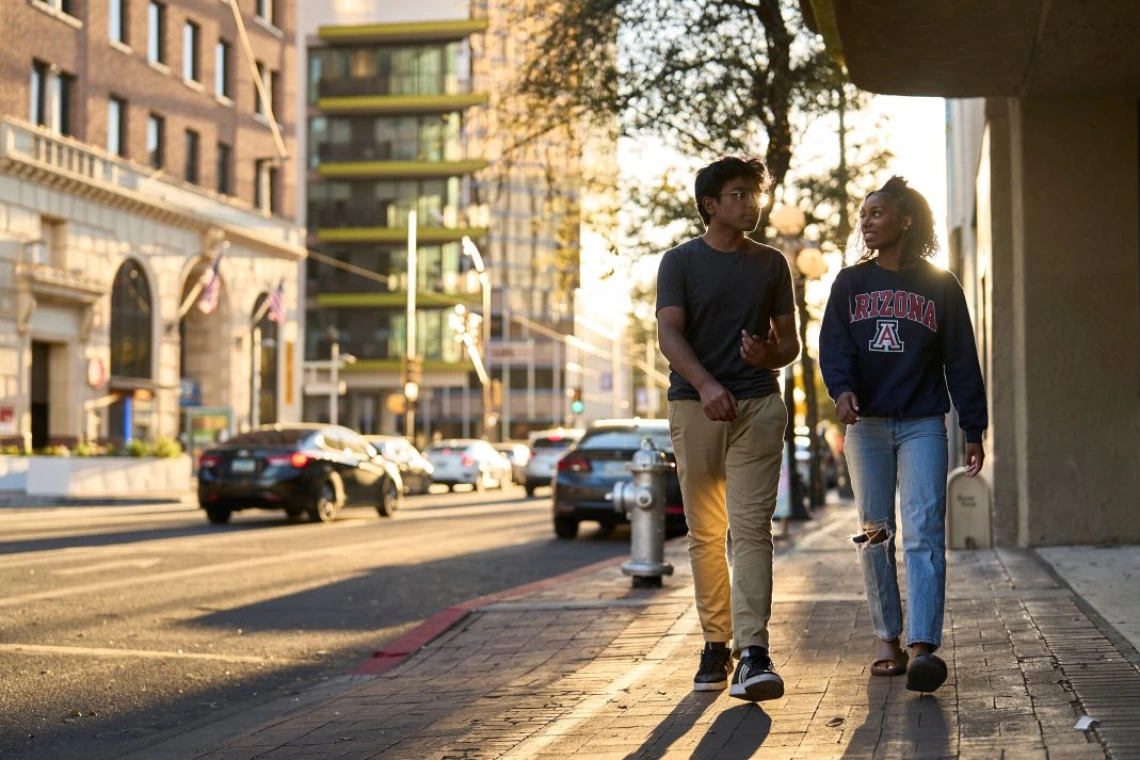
[668, 394, 786, 655]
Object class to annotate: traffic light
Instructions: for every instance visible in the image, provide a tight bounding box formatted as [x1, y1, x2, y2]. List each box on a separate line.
[570, 388, 584, 415]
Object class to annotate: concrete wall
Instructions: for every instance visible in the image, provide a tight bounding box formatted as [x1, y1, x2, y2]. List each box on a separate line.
[987, 95, 1140, 545]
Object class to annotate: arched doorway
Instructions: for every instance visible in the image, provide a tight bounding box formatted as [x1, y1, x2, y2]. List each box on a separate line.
[108, 259, 154, 441]
[251, 292, 278, 426]
[178, 259, 231, 409]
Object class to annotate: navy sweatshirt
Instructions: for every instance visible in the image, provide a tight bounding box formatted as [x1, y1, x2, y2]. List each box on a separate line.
[819, 260, 988, 443]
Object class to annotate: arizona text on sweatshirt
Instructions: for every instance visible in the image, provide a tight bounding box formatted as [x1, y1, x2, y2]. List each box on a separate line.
[819, 260, 988, 442]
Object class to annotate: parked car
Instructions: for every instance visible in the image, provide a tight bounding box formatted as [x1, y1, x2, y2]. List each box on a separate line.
[197, 425, 402, 525]
[523, 428, 584, 497]
[493, 442, 531, 484]
[551, 419, 685, 539]
[424, 439, 513, 491]
[365, 434, 434, 495]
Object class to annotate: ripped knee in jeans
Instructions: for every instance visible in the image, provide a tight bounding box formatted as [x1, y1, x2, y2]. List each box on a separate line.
[851, 520, 892, 546]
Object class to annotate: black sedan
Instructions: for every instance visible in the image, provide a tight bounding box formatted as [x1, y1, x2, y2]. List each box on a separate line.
[551, 419, 686, 539]
[197, 425, 403, 524]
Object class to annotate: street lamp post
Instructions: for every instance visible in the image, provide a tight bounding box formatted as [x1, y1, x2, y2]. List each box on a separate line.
[770, 205, 813, 520]
[405, 210, 417, 441]
[325, 326, 355, 426]
[461, 236, 494, 441]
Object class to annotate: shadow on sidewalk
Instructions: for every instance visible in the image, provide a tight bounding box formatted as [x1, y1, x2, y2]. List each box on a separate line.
[624, 697, 771, 760]
[619, 692, 718, 759]
[840, 684, 951, 758]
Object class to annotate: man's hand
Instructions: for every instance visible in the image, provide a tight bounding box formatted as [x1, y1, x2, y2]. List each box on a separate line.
[740, 329, 775, 368]
[965, 442, 985, 477]
[698, 380, 738, 422]
[836, 391, 860, 425]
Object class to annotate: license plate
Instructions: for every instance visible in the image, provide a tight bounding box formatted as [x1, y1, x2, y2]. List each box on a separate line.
[594, 461, 629, 476]
[231, 459, 256, 473]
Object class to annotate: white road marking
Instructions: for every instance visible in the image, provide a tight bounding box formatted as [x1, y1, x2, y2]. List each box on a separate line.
[50, 558, 162, 576]
[0, 642, 285, 664]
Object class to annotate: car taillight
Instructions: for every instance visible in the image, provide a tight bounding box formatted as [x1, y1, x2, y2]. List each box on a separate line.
[199, 454, 220, 469]
[461, 454, 475, 468]
[267, 452, 309, 468]
[557, 454, 591, 473]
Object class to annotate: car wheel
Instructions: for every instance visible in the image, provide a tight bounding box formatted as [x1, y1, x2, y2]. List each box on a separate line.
[525, 483, 536, 498]
[554, 517, 579, 539]
[309, 477, 343, 523]
[205, 506, 231, 525]
[376, 477, 400, 518]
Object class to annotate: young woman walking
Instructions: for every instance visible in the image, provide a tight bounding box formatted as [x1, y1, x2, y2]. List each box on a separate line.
[819, 176, 987, 693]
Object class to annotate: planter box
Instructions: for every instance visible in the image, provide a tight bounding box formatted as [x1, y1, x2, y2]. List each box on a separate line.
[23, 456, 193, 499]
[0, 456, 31, 492]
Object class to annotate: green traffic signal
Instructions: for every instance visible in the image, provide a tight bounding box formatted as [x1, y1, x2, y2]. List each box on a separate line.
[571, 400, 585, 414]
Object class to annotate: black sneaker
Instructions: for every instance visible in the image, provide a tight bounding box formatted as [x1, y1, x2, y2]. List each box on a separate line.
[729, 648, 784, 701]
[693, 643, 733, 692]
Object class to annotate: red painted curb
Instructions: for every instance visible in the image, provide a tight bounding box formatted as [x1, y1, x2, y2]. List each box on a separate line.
[350, 554, 628, 676]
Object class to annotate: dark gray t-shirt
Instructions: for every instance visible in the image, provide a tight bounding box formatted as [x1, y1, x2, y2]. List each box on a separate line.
[655, 236, 795, 401]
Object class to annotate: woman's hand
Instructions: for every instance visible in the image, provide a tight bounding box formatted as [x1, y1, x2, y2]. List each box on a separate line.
[836, 392, 860, 425]
[965, 442, 985, 477]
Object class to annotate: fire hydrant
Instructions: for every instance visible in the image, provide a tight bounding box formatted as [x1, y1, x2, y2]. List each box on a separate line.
[609, 438, 675, 588]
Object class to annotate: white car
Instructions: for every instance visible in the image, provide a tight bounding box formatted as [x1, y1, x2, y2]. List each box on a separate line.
[523, 428, 584, 497]
[425, 439, 512, 491]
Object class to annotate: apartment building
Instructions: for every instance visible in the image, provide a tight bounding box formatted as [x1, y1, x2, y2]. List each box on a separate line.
[300, 0, 623, 442]
[0, 0, 304, 449]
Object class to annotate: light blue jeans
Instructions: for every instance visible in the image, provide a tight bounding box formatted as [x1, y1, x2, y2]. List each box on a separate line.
[844, 416, 948, 650]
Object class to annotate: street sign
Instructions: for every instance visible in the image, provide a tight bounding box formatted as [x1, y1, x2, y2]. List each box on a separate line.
[488, 341, 536, 363]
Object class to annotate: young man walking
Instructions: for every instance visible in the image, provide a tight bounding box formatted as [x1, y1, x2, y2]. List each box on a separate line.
[656, 156, 799, 700]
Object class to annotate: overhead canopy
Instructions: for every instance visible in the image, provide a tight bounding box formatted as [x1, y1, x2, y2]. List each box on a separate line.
[803, 0, 1140, 96]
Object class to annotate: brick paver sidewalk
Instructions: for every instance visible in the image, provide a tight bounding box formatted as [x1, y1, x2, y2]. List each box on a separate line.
[169, 505, 1138, 760]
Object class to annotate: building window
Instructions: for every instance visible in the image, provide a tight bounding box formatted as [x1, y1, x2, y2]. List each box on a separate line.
[110, 260, 154, 381]
[252, 293, 279, 425]
[107, 96, 126, 157]
[215, 39, 231, 98]
[30, 62, 46, 127]
[148, 2, 165, 64]
[184, 129, 199, 184]
[31, 61, 73, 136]
[182, 21, 200, 81]
[39, 0, 73, 14]
[216, 142, 231, 194]
[254, 62, 275, 117]
[146, 113, 164, 168]
[255, 0, 273, 24]
[255, 159, 276, 213]
[109, 0, 127, 43]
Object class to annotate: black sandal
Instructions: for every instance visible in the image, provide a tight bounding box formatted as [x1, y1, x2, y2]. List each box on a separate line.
[905, 653, 947, 692]
[870, 639, 908, 677]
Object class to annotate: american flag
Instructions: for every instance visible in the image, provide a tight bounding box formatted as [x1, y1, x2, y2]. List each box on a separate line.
[197, 255, 223, 314]
[268, 279, 285, 323]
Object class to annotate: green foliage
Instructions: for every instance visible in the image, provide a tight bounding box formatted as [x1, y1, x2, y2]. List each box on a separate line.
[127, 440, 153, 458]
[152, 436, 183, 459]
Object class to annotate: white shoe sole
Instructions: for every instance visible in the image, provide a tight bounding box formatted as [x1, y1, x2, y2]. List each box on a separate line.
[729, 674, 785, 701]
[693, 680, 727, 692]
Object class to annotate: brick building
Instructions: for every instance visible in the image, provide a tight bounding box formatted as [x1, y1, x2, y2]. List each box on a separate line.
[0, 0, 305, 450]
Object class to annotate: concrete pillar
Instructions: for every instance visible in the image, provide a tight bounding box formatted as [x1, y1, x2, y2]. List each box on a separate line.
[995, 96, 1140, 545]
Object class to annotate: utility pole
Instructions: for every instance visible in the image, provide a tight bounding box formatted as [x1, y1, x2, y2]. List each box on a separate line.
[405, 210, 418, 440]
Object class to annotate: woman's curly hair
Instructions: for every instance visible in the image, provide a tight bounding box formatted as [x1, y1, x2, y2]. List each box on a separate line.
[854, 176, 939, 267]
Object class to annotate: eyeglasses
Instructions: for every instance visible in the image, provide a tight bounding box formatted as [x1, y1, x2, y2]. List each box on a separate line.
[717, 189, 765, 206]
